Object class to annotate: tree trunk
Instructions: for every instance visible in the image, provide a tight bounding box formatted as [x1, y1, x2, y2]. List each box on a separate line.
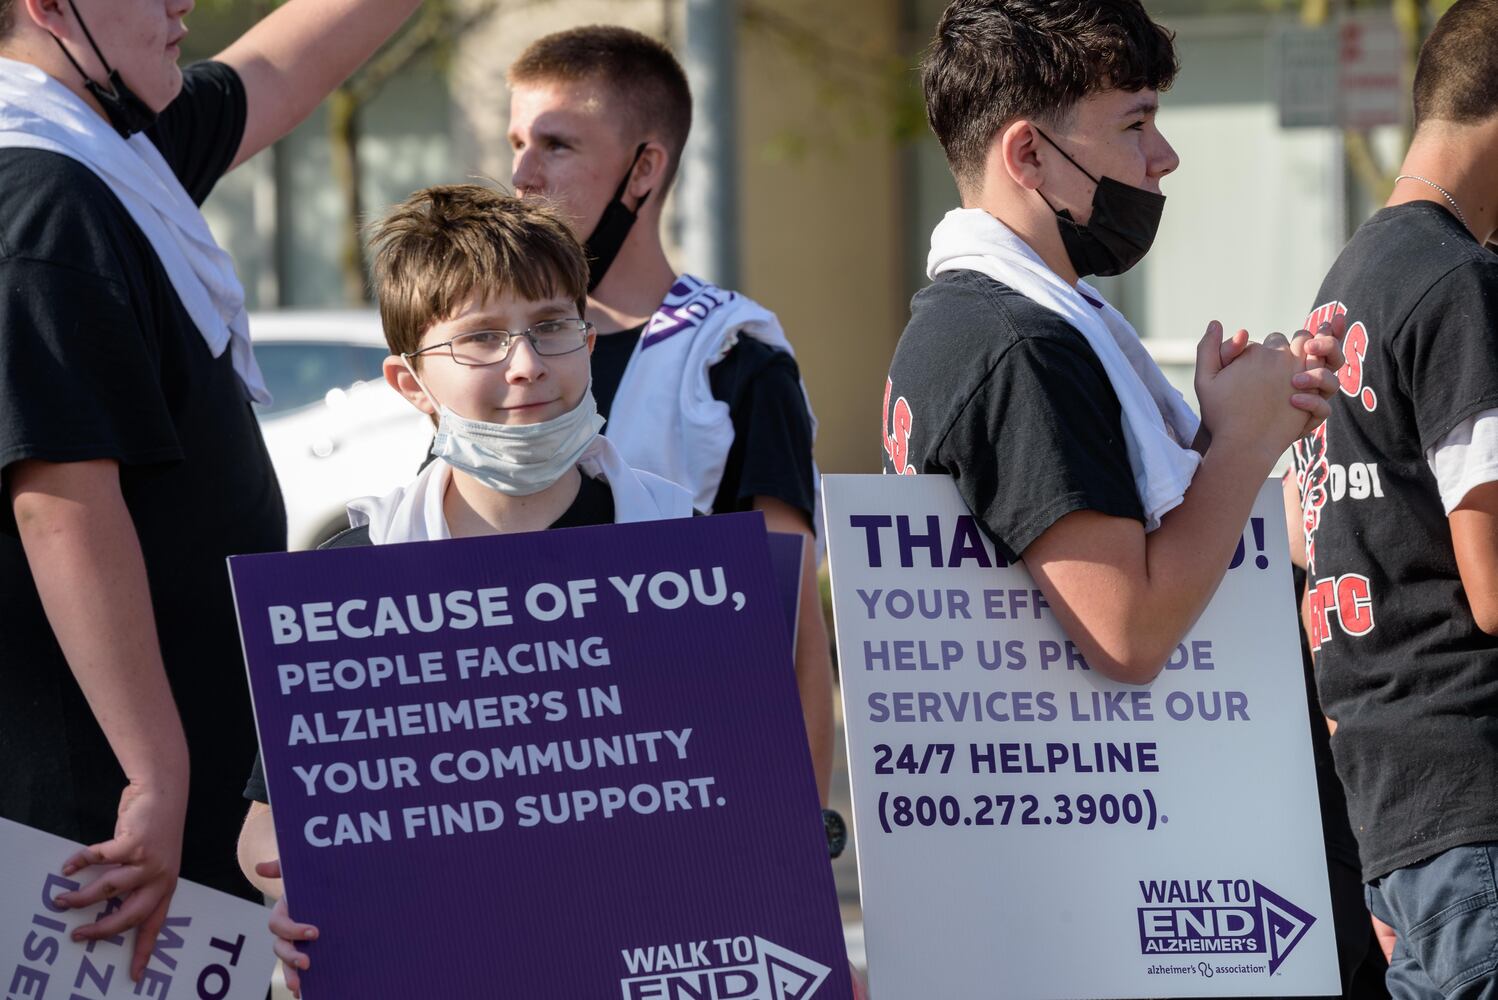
[328, 87, 367, 306]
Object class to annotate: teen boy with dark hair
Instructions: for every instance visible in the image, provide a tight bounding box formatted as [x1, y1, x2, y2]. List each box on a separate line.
[505, 26, 835, 802]
[894, 7, 1364, 991]
[893, 0, 1340, 685]
[1290, 1, 1498, 995]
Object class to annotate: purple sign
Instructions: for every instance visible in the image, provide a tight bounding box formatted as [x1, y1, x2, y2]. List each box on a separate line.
[229, 513, 848, 999]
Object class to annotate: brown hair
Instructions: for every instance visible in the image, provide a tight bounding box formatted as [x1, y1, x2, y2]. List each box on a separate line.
[0, 1, 13, 39]
[509, 25, 692, 189]
[367, 185, 588, 360]
[921, 0, 1177, 191]
[1413, 0, 1498, 129]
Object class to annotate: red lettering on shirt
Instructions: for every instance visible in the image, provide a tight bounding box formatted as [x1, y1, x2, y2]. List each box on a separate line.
[1293, 422, 1331, 573]
[1305, 300, 1376, 413]
[1336, 574, 1375, 635]
[882, 378, 916, 476]
[1338, 321, 1379, 412]
[1307, 577, 1336, 650]
[1304, 573, 1377, 650]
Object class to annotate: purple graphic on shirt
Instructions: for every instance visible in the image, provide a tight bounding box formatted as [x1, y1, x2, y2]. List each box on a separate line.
[229, 512, 848, 1000]
[642, 275, 736, 351]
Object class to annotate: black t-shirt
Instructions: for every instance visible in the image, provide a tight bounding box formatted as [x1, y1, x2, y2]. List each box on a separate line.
[0, 63, 282, 900]
[591, 323, 817, 526]
[882, 269, 1143, 560]
[244, 474, 616, 803]
[1293, 566, 1362, 871]
[1291, 202, 1498, 880]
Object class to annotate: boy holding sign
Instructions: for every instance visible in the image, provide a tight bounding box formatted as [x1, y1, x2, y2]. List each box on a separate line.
[236, 184, 692, 993]
[885, 0, 1344, 685]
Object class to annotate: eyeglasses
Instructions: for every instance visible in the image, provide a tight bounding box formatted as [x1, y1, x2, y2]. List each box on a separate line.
[404, 318, 594, 367]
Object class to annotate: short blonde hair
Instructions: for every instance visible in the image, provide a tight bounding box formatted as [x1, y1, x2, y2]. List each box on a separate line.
[367, 185, 588, 358]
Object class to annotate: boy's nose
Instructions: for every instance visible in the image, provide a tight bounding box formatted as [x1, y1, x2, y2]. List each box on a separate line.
[511, 151, 542, 196]
[504, 335, 547, 380]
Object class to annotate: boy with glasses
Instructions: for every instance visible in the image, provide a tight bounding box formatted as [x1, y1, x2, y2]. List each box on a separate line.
[236, 184, 693, 994]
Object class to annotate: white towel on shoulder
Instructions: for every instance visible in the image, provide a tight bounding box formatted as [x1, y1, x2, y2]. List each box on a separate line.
[927, 207, 1199, 530]
[0, 56, 267, 403]
[348, 434, 693, 544]
[605, 274, 819, 518]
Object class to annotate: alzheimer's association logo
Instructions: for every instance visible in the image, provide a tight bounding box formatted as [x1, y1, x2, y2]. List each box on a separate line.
[619, 935, 832, 999]
[1137, 878, 1316, 975]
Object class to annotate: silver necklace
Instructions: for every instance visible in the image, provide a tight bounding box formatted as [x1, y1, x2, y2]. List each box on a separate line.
[1395, 174, 1469, 228]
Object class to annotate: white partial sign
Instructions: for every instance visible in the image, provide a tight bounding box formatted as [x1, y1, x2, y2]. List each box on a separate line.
[1275, 10, 1404, 129]
[0, 818, 276, 1000]
[824, 476, 1338, 999]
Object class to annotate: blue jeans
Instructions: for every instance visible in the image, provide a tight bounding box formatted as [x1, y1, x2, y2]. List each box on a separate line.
[1366, 842, 1498, 999]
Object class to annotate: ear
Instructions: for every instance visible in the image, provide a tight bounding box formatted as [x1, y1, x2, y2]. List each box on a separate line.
[383, 355, 435, 418]
[998, 119, 1046, 191]
[584, 329, 597, 355]
[19, 0, 71, 38]
[628, 141, 670, 202]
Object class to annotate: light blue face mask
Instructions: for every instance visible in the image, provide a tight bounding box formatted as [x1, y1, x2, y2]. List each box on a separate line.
[403, 359, 604, 496]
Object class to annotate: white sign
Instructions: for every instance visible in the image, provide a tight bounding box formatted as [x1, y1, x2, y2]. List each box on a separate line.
[1275, 10, 1405, 129]
[824, 476, 1339, 999]
[0, 818, 276, 1000]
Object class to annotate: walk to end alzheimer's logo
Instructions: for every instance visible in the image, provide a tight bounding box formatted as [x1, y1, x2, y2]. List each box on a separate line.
[619, 934, 833, 999]
[1137, 878, 1317, 977]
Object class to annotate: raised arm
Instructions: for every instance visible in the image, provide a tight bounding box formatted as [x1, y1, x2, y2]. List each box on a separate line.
[215, 0, 424, 171]
[1022, 324, 1338, 685]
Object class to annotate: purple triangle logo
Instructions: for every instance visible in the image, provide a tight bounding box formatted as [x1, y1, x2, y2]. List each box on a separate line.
[756, 936, 832, 999]
[1255, 881, 1317, 975]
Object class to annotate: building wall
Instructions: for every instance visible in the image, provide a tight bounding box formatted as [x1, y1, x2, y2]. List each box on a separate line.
[736, 0, 907, 475]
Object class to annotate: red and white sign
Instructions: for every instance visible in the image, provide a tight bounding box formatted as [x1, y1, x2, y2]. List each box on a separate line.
[1275, 10, 1405, 129]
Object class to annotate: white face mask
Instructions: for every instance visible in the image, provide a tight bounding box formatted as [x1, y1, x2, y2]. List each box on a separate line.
[404, 360, 604, 497]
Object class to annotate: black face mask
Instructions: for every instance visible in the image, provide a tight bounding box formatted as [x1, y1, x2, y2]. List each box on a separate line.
[583, 143, 650, 294]
[50, 0, 159, 139]
[1034, 127, 1165, 279]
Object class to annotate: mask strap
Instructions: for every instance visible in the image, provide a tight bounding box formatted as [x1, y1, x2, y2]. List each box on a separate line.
[1033, 126, 1102, 187]
[401, 356, 445, 414]
[613, 143, 653, 211]
[50, 0, 119, 95]
[1035, 189, 1065, 216]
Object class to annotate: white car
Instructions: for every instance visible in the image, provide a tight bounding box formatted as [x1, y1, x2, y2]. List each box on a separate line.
[251, 311, 434, 550]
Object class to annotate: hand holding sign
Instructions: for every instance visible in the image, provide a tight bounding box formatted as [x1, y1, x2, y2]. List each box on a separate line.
[255, 860, 318, 998]
[229, 513, 848, 999]
[56, 777, 188, 982]
[0, 817, 275, 1000]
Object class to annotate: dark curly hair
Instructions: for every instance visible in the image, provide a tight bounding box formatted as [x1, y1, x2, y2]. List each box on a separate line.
[921, 0, 1178, 191]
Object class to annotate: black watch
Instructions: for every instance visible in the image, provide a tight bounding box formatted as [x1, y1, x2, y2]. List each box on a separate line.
[823, 808, 847, 859]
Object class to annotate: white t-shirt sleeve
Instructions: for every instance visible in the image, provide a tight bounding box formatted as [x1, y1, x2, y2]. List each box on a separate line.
[1427, 408, 1498, 514]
